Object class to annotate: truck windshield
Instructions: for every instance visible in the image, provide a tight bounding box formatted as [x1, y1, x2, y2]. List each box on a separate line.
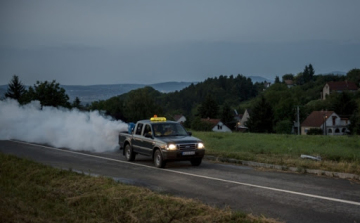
[152, 123, 188, 137]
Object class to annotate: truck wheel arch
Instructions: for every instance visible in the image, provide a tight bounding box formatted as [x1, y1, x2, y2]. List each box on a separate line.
[152, 147, 161, 159]
[123, 141, 131, 155]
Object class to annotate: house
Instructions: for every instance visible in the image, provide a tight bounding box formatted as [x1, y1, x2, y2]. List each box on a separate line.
[301, 111, 350, 135]
[240, 109, 251, 127]
[284, 79, 294, 88]
[234, 114, 248, 132]
[321, 81, 358, 100]
[173, 114, 186, 124]
[201, 118, 232, 133]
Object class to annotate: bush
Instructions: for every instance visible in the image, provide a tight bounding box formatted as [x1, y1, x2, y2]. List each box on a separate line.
[191, 117, 214, 131]
[274, 120, 293, 134]
[307, 128, 323, 135]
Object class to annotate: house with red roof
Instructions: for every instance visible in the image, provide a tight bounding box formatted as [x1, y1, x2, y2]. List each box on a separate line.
[321, 81, 358, 100]
[201, 118, 232, 133]
[301, 111, 350, 135]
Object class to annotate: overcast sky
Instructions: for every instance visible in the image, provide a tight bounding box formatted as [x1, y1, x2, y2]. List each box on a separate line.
[1, 0, 359, 85]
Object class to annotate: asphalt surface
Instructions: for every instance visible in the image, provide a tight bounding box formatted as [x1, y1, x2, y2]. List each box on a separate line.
[1, 140, 360, 223]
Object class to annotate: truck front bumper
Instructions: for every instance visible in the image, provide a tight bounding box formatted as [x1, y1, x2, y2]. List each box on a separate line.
[161, 149, 205, 161]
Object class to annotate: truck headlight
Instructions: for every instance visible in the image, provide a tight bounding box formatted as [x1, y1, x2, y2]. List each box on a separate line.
[167, 144, 177, 150]
[197, 143, 205, 149]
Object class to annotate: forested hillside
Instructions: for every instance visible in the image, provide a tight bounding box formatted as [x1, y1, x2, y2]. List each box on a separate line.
[89, 67, 360, 134]
[89, 74, 261, 123]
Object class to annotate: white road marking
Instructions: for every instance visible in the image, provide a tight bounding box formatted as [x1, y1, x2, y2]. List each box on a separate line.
[12, 140, 360, 206]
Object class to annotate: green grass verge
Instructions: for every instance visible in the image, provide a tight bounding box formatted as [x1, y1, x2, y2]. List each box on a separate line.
[193, 132, 360, 175]
[0, 153, 280, 223]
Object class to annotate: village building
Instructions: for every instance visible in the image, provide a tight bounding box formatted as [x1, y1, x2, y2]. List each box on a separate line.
[173, 115, 186, 125]
[201, 118, 232, 133]
[301, 111, 350, 135]
[321, 81, 358, 100]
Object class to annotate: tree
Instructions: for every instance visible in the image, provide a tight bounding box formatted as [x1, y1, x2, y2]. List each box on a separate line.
[302, 64, 315, 83]
[24, 80, 70, 108]
[246, 96, 274, 133]
[221, 103, 234, 125]
[308, 64, 315, 81]
[5, 75, 26, 102]
[330, 92, 357, 118]
[123, 87, 163, 122]
[72, 97, 83, 109]
[349, 109, 360, 135]
[346, 68, 360, 87]
[274, 120, 293, 134]
[198, 94, 219, 119]
[274, 76, 280, 83]
[282, 74, 294, 82]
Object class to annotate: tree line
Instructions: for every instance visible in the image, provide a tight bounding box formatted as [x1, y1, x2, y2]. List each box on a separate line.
[3, 66, 360, 135]
[3, 75, 82, 109]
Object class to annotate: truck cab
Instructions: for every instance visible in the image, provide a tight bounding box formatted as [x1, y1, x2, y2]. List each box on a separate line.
[119, 116, 205, 168]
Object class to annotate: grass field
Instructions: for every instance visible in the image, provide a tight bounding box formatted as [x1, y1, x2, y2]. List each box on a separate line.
[0, 153, 279, 223]
[192, 131, 360, 175]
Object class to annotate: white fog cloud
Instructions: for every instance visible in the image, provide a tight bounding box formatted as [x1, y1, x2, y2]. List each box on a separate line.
[0, 99, 128, 152]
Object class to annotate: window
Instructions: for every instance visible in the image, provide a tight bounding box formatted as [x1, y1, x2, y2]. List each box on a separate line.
[328, 129, 332, 133]
[135, 123, 143, 135]
[342, 128, 346, 133]
[143, 124, 152, 136]
[335, 128, 340, 133]
[332, 116, 336, 126]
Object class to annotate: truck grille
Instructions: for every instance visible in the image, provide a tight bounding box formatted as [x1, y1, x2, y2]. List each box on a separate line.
[178, 143, 196, 151]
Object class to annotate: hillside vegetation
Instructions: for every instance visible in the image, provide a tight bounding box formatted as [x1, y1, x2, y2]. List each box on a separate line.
[89, 67, 360, 134]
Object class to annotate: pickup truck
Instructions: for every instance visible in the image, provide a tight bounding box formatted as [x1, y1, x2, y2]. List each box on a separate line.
[119, 117, 205, 168]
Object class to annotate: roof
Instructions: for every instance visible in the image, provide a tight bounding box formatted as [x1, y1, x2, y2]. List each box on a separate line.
[173, 114, 184, 121]
[301, 111, 334, 127]
[285, 80, 294, 85]
[201, 118, 221, 128]
[327, 81, 358, 91]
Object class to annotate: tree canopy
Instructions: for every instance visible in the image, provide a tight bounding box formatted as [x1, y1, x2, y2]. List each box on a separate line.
[5, 75, 26, 102]
[24, 80, 70, 108]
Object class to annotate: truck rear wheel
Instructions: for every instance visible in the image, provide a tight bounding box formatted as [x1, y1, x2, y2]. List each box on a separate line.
[190, 158, 202, 166]
[154, 149, 166, 168]
[125, 144, 135, 161]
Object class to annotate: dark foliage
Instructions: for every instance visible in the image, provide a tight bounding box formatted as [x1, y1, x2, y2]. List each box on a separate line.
[23, 80, 70, 108]
[307, 128, 323, 135]
[246, 96, 274, 133]
[5, 75, 26, 102]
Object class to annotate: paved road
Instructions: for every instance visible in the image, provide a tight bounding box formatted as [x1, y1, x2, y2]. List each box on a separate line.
[1, 140, 360, 223]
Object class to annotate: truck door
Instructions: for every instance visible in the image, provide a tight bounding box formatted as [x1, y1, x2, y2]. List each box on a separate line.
[141, 124, 154, 156]
[132, 123, 143, 153]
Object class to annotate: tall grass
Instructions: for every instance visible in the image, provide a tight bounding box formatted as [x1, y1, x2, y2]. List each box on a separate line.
[0, 153, 279, 223]
[193, 132, 360, 174]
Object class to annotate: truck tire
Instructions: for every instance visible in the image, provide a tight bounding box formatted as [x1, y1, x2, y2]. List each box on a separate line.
[125, 144, 135, 161]
[190, 158, 202, 166]
[154, 149, 166, 168]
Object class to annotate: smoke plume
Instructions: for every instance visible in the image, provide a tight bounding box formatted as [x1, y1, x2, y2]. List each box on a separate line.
[0, 99, 128, 152]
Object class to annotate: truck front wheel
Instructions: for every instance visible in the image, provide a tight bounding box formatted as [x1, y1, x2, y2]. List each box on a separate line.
[125, 144, 135, 161]
[154, 149, 166, 168]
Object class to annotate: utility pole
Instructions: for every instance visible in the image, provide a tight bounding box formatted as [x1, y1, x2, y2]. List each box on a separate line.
[297, 106, 300, 135]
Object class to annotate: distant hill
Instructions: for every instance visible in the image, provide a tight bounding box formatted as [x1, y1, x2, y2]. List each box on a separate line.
[0, 82, 196, 104]
[0, 76, 275, 104]
[324, 71, 346, 76]
[248, 76, 273, 83]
